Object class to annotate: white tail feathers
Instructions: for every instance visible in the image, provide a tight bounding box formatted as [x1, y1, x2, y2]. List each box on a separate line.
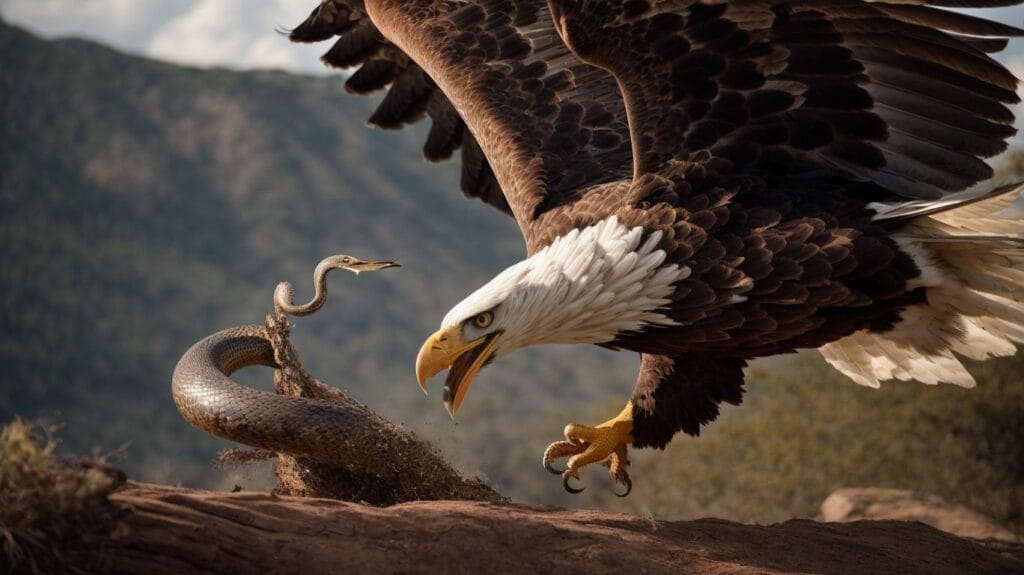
[820, 182, 1024, 388]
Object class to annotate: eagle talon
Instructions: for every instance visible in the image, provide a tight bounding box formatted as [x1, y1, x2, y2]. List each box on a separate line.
[544, 402, 635, 495]
[544, 461, 564, 475]
[562, 471, 586, 494]
[613, 474, 632, 498]
[604, 442, 633, 497]
[543, 438, 589, 475]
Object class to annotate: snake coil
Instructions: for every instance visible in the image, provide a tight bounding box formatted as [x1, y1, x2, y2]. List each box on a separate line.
[172, 255, 396, 466]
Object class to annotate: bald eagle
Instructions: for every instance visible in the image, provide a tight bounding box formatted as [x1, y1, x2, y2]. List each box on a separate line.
[291, 0, 1024, 495]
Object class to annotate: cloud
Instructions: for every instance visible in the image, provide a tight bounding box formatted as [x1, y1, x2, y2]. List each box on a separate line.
[0, 0, 325, 72]
[146, 0, 320, 71]
[0, 0, 193, 48]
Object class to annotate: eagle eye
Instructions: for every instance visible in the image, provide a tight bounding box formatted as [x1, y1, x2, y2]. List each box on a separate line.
[472, 311, 494, 329]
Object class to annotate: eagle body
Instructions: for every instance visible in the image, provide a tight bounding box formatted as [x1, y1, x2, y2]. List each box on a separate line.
[435, 162, 929, 446]
[291, 0, 1024, 488]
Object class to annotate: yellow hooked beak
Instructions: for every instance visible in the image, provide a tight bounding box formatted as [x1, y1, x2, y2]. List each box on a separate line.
[415, 326, 502, 417]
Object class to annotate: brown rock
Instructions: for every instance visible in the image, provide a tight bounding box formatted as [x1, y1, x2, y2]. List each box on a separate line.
[61, 482, 1024, 574]
[820, 487, 1020, 543]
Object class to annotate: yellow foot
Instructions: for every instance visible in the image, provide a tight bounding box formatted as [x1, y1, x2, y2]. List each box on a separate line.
[542, 402, 634, 497]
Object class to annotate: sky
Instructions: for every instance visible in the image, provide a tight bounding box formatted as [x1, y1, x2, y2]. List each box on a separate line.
[2, 1, 1024, 75]
[0, 0, 327, 72]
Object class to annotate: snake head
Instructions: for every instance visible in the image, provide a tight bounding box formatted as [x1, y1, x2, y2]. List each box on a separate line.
[274, 254, 400, 318]
[327, 255, 400, 275]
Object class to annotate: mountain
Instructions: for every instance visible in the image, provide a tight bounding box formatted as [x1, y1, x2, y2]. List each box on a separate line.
[0, 18, 636, 500]
[2, 20, 1021, 526]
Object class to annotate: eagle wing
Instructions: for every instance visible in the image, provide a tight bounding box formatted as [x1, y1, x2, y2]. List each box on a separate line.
[290, 1, 510, 214]
[549, 0, 1022, 200]
[296, 1, 1021, 249]
[292, 0, 636, 247]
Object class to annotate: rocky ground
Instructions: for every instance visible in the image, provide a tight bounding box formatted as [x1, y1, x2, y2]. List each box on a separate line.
[821, 487, 1021, 543]
[47, 481, 1023, 574]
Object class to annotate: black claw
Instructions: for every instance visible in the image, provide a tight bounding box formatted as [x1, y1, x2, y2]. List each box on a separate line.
[563, 474, 585, 494]
[613, 475, 633, 498]
[544, 459, 564, 475]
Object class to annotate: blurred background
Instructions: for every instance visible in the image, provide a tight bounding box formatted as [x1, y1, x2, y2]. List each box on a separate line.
[1, 0, 1023, 532]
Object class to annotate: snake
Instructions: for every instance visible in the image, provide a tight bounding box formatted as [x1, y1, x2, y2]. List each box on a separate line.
[171, 255, 399, 466]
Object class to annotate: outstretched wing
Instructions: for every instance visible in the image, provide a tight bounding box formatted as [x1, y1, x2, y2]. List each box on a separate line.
[290, 1, 510, 214]
[292, 0, 636, 245]
[549, 0, 1022, 200]
[297, 1, 1021, 250]
[364, 0, 638, 248]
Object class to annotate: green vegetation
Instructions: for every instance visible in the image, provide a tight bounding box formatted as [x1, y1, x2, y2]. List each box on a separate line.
[1, 20, 1021, 529]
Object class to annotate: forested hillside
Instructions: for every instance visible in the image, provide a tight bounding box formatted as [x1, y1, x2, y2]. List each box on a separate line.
[1, 20, 1021, 526]
[0, 18, 631, 496]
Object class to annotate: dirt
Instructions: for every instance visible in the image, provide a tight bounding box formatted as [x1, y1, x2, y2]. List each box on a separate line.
[67, 481, 1023, 574]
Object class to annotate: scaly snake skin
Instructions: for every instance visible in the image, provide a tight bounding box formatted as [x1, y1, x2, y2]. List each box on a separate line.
[171, 256, 395, 467]
[171, 256, 504, 503]
[171, 323, 390, 466]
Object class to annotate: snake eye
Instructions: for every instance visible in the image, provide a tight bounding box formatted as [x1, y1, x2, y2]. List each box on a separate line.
[472, 311, 494, 329]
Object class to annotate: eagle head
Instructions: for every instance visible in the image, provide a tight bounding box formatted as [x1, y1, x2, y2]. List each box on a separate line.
[415, 217, 690, 416]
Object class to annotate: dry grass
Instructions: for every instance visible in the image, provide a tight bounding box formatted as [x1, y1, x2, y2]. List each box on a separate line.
[0, 419, 126, 574]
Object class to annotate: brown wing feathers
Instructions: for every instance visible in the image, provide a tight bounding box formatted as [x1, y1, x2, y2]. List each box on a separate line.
[549, 0, 1022, 201]
[289, 1, 509, 214]
[363, 0, 634, 249]
[293, 1, 1021, 224]
[828, 3, 1020, 196]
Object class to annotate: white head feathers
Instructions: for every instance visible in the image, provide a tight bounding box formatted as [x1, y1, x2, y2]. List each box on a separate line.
[442, 216, 691, 356]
